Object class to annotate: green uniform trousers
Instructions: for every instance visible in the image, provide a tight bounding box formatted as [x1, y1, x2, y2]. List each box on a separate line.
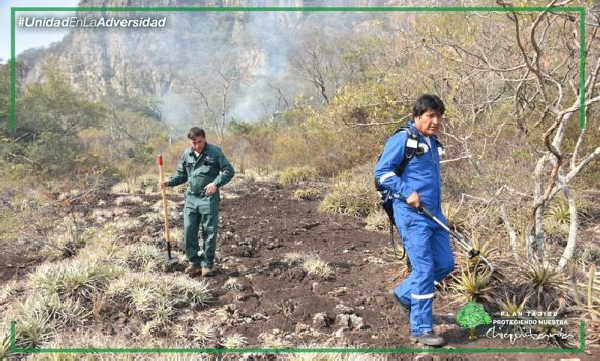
[184, 193, 220, 268]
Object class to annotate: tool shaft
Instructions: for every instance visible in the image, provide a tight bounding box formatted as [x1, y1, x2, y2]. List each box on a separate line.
[157, 155, 172, 259]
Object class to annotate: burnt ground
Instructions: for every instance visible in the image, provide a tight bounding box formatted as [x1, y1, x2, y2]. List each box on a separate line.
[1, 180, 598, 361]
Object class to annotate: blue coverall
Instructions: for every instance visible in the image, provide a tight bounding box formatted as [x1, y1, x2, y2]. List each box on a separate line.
[374, 122, 455, 337]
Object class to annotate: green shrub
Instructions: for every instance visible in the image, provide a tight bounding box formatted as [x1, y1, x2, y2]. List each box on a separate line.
[279, 166, 318, 185]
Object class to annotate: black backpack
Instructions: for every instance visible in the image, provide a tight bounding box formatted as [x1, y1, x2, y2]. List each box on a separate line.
[374, 125, 419, 263]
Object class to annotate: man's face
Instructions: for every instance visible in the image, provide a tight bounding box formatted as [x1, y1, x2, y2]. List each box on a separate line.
[414, 109, 443, 136]
[190, 136, 206, 153]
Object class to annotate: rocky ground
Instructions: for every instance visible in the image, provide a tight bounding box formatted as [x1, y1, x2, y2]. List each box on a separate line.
[0, 179, 597, 361]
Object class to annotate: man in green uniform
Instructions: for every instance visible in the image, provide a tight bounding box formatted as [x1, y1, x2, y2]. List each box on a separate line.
[161, 127, 235, 277]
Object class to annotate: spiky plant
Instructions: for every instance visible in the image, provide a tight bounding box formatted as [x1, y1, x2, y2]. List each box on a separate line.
[258, 332, 292, 348]
[42, 218, 88, 261]
[288, 343, 341, 361]
[221, 333, 247, 349]
[442, 199, 465, 231]
[29, 260, 123, 303]
[283, 252, 304, 266]
[223, 278, 244, 291]
[455, 234, 498, 277]
[0, 280, 22, 306]
[191, 323, 216, 346]
[111, 218, 143, 233]
[496, 292, 530, 316]
[171, 277, 212, 308]
[130, 287, 156, 316]
[0, 332, 11, 361]
[216, 305, 237, 322]
[15, 305, 54, 349]
[116, 244, 165, 272]
[520, 261, 567, 309]
[450, 268, 493, 304]
[141, 319, 168, 338]
[302, 255, 334, 279]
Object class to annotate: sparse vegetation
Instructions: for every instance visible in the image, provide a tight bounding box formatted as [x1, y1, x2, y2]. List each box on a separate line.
[320, 170, 379, 218]
[29, 259, 124, 303]
[364, 209, 389, 232]
[279, 166, 318, 185]
[221, 333, 247, 349]
[293, 188, 321, 201]
[1, 5, 599, 351]
[190, 323, 216, 346]
[223, 277, 244, 291]
[450, 268, 493, 304]
[302, 255, 334, 279]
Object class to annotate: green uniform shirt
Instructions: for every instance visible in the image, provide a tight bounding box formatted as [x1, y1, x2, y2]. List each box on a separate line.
[167, 143, 235, 212]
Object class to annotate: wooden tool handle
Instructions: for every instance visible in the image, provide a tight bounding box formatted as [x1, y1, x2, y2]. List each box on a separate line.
[157, 155, 172, 250]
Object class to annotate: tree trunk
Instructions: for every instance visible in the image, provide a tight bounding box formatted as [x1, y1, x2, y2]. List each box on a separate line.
[557, 184, 577, 271]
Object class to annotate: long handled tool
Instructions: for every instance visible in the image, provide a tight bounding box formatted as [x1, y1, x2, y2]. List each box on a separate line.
[157, 154, 172, 260]
[393, 194, 494, 273]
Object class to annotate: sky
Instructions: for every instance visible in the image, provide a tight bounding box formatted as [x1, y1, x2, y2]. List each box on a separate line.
[1, 0, 80, 62]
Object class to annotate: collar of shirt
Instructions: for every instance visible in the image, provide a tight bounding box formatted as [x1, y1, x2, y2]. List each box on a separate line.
[424, 136, 432, 147]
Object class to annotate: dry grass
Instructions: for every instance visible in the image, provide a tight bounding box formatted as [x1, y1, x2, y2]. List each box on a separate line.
[110, 182, 131, 194]
[364, 209, 389, 232]
[302, 255, 334, 279]
[283, 252, 305, 266]
[114, 195, 143, 206]
[41, 218, 90, 261]
[319, 171, 379, 218]
[292, 188, 321, 201]
[279, 166, 318, 185]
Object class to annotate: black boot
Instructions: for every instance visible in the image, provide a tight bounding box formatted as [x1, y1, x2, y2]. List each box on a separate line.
[410, 331, 446, 347]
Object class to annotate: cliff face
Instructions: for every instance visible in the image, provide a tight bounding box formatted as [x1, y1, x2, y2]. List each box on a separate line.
[19, 0, 403, 125]
[23, 0, 245, 100]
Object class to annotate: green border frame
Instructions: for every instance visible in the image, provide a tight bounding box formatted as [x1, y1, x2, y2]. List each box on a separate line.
[6, 5, 589, 355]
[8, 5, 588, 131]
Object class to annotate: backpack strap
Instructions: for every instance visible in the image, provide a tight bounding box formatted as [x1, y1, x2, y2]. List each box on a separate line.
[394, 126, 419, 176]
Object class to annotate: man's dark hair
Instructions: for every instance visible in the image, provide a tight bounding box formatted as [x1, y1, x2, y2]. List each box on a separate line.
[187, 127, 206, 139]
[413, 94, 445, 117]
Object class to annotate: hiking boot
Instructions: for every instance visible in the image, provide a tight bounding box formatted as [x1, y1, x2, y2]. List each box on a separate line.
[409, 331, 446, 347]
[389, 290, 411, 316]
[202, 266, 216, 277]
[184, 264, 202, 276]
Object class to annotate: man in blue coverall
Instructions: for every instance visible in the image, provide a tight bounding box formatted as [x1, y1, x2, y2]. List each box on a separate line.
[374, 94, 454, 346]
